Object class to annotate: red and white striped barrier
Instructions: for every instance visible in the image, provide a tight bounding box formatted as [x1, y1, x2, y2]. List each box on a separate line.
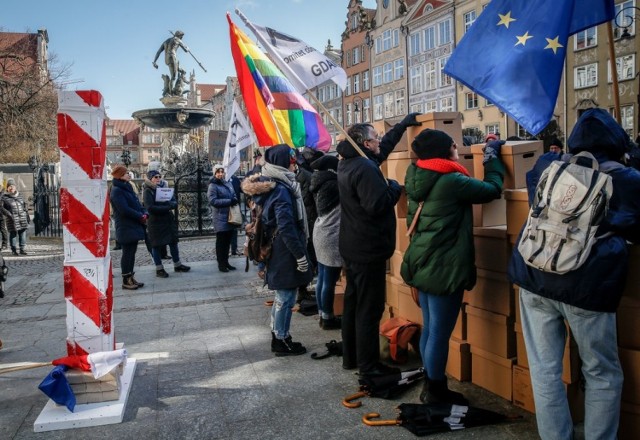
[58, 91, 113, 357]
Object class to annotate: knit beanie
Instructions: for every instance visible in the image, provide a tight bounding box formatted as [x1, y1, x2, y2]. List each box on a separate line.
[6, 178, 16, 187]
[111, 165, 128, 179]
[311, 154, 339, 172]
[411, 129, 454, 160]
[147, 169, 161, 180]
[265, 144, 294, 168]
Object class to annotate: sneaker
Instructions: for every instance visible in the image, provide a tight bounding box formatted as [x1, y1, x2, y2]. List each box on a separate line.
[156, 269, 169, 278]
[272, 337, 306, 357]
[174, 264, 191, 272]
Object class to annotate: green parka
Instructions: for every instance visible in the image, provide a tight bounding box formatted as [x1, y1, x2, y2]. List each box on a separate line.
[400, 158, 505, 295]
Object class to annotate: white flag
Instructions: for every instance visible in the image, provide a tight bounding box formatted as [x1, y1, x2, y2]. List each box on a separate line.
[223, 100, 256, 178]
[236, 9, 347, 93]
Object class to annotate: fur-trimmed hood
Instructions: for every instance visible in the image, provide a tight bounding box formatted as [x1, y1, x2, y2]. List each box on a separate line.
[240, 174, 276, 197]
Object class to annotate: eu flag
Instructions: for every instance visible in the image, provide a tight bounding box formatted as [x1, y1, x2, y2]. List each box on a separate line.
[444, 0, 614, 135]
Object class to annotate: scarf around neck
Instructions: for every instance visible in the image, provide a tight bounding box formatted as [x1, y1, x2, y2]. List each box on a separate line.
[416, 158, 470, 176]
[261, 162, 309, 239]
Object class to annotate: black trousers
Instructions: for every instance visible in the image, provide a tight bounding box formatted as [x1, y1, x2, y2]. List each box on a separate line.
[341, 258, 387, 373]
[215, 230, 233, 269]
[120, 242, 138, 275]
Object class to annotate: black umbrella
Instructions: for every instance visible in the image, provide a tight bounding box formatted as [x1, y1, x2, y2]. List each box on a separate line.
[362, 403, 520, 436]
[342, 367, 424, 408]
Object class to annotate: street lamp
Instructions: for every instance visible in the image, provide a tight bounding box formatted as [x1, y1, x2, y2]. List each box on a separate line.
[352, 96, 363, 124]
[120, 148, 131, 167]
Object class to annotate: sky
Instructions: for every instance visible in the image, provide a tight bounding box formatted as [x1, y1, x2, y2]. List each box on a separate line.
[3, 0, 376, 119]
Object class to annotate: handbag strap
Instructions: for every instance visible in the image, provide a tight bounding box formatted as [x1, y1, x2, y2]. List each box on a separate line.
[405, 201, 424, 237]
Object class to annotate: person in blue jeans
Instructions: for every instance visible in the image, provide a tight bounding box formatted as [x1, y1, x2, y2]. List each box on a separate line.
[400, 129, 505, 404]
[309, 154, 342, 329]
[509, 109, 640, 440]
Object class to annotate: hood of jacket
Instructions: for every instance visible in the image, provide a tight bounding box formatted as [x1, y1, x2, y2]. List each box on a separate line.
[568, 108, 628, 161]
[240, 174, 276, 198]
[336, 140, 381, 164]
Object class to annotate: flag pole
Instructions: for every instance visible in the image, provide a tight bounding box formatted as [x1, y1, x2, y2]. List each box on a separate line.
[606, 21, 621, 123]
[305, 91, 367, 158]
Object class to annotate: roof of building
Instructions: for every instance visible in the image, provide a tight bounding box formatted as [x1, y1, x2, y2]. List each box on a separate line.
[110, 119, 140, 135]
[197, 84, 225, 102]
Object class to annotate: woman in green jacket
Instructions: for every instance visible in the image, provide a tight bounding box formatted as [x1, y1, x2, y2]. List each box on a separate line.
[400, 129, 505, 405]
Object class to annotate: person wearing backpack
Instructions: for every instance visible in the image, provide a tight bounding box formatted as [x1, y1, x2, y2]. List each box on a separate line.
[508, 108, 640, 440]
[241, 144, 313, 356]
[400, 129, 505, 405]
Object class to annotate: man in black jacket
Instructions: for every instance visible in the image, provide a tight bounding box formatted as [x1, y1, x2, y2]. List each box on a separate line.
[337, 113, 420, 376]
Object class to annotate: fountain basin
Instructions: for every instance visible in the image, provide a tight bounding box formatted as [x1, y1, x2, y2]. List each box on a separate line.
[132, 107, 215, 132]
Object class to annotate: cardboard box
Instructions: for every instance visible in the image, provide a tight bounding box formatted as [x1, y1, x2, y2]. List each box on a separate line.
[451, 303, 467, 341]
[470, 345, 514, 401]
[617, 296, 640, 349]
[457, 145, 475, 178]
[465, 268, 514, 317]
[623, 245, 640, 300]
[472, 140, 543, 189]
[385, 275, 404, 310]
[396, 220, 410, 253]
[386, 155, 412, 186]
[514, 321, 528, 368]
[389, 249, 404, 278]
[446, 337, 471, 382]
[620, 401, 640, 440]
[334, 281, 345, 316]
[619, 347, 640, 405]
[504, 188, 529, 239]
[512, 365, 535, 413]
[466, 305, 515, 358]
[406, 112, 463, 153]
[473, 226, 510, 273]
[513, 285, 522, 324]
[397, 285, 423, 325]
[395, 188, 408, 219]
[472, 196, 507, 227]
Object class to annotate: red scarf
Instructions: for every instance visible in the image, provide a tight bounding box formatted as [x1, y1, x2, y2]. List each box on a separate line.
[416, 158, 470, 176]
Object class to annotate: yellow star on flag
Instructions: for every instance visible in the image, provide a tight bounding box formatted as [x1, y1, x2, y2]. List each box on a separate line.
[497, 12, 516, 28]
[515, 31, 533, 46]
[544, 36, 563, 54]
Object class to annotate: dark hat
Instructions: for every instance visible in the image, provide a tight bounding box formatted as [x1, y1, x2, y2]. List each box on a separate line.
[485, 133, 498, 142]
[550, 138, 563, 149]
[111, 165, 128, 179]
[568, 108, 627, 160]
[264, 144, 294, 168]
[6, 178, 16, 187]
[311, 154, 339, 172]
[411, 129, 454, 160]
[147, 169, 161, 180]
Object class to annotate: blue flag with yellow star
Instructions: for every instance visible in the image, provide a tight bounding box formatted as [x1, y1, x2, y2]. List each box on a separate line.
[444, 0, 614, 135]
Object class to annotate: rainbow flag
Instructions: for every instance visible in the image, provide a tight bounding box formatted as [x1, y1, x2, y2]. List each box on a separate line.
[227, 13, 331, 152]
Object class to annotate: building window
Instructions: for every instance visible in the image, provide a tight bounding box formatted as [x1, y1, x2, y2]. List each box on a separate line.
[465, 92, 478, 109]
[353, 46, 361, 65]
[424, 26, 436, 50]
[438, 19, 452, 45]
[393, 29, 400, 48]
[608, 54, 636, 82]
[425, 100, 437, 112]
[425, 61, 437, 90]
[410, 103, 424, 113]
[485, 124, 500, 135]
[363, 70, 370, 91]
[440, 96, 454, 112]
[361, 44, 367, 63]
[384, 92, 394, 118]
[345, 77, 351, 96]
[373, 66, 383, 86]
[353, 73, 361, 94]
[614, 1, 635, 39]
[395, 89, 405, 116]
[374, 95, 384, 120]
[410, 32, 422, 56]
[346, 103, 353, 126]
[375, 37, 382, 54]
[350, 13, 359, 31]
[382, 29, 392, 51]
[574, 63, 598, 88]
[394, 58, 405, 80]
[621, 105, 634, 137]
[517, 124, 534, 139]
[439, 57, 452, 87]
[574, 27, 597, 50]
[410, 66, 422, 94]
[383, 62, 393, 83]
[463, 10, 477, 33]
[363, 98, 371, 123]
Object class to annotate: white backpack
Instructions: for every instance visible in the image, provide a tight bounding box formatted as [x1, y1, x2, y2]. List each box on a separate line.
[517, 151, 614, 274]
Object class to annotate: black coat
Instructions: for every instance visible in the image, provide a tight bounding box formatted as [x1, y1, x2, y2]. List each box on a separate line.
[3, 192, 30, 232]
[142, 180, 178, 247]
[336, 123, 406, 263]
[110, 178, 146, 244]
[207, 177, 236, 232]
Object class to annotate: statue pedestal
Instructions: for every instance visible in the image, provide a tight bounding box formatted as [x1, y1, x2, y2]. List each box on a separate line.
[160, 95, 188, 108]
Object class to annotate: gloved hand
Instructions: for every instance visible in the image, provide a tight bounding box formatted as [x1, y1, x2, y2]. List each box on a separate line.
[296, 256, 309, 273]
[139, 214, 148, 225]
[483, 140, 506, 164]
[400, 112, 422, 128]
[230, 197, 239, 206]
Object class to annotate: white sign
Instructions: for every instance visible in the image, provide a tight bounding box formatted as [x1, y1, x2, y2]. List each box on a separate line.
[155, 187, 174, 202]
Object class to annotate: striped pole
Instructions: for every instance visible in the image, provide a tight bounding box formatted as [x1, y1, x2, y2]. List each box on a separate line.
[57, 91, 114, 357]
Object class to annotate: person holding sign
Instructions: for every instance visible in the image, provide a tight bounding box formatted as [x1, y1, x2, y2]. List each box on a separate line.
[142, 170, 190, 278]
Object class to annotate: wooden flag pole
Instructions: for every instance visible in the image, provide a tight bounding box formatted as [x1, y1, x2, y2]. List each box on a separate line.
[606, 21, 621, 123]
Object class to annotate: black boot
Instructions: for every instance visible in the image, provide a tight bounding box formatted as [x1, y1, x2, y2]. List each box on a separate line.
[271, 335, 306, 356]
[421, 377, 468, 405]
[122, 274, 139, 290]
[130, 272, 144, 288]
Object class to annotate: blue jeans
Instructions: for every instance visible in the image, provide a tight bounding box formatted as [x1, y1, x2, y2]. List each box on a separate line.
[418, 289, 464, 380]
[10, 228, 27, 251]
[519, 288, 622, 440]
[315, 263, 341, 319]
[151, 243, 180, 267]
[271, 288, 296, 339]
